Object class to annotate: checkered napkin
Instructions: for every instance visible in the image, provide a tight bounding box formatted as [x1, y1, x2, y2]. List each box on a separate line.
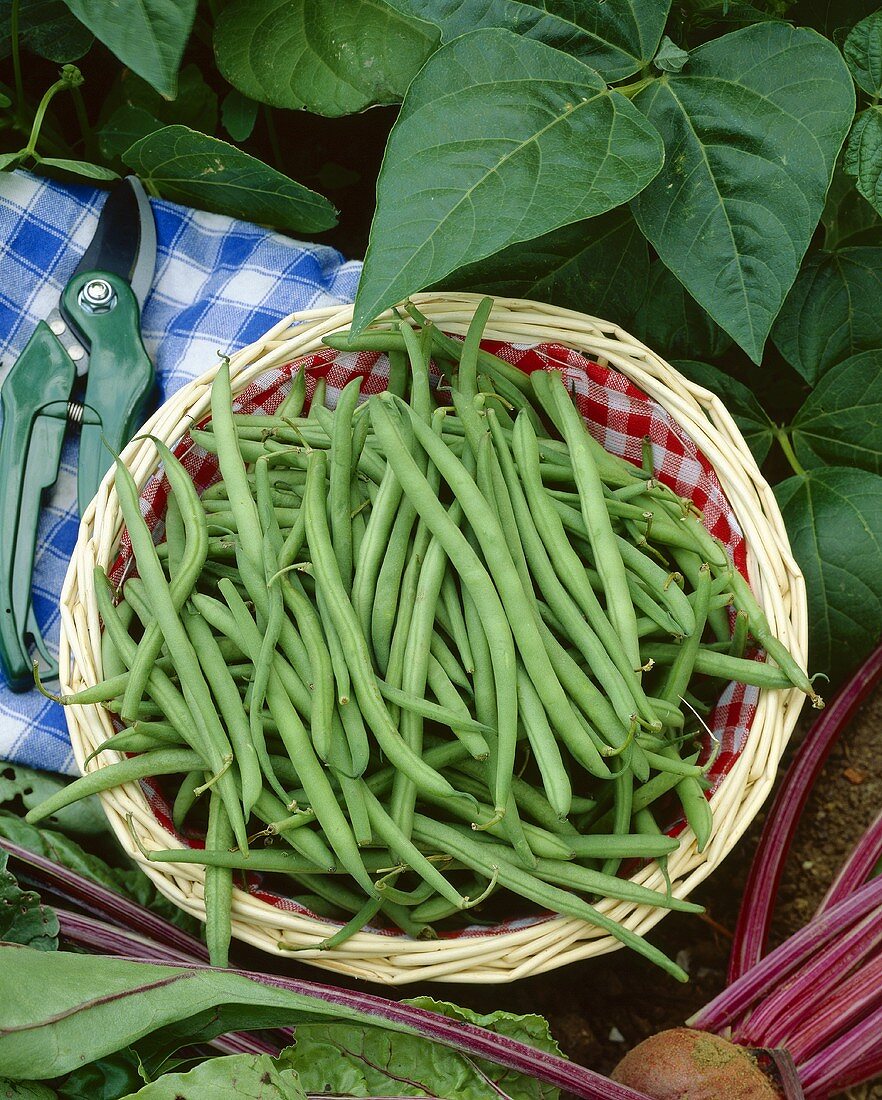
[0, 169, 361, 774]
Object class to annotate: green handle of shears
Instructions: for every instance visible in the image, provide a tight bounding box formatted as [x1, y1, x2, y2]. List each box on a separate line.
[61, 271, 155, 515]
[0, 322, 74, 690]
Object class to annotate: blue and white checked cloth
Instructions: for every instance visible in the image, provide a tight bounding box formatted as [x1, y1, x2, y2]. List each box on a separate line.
[0, 170, 361, 774]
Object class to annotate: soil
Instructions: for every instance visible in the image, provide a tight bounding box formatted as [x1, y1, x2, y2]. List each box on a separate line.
[236, 685, 882, 1099]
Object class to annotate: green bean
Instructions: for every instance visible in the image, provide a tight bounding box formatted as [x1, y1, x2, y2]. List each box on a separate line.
[317, 586, 351, 706]
[211, 360, 263, 570]
[529, 855, 700, 913]
[337, 772, 372, 847]
[25, 748, 203, 825]
[172, 769, 204, 833]
[439, 571, 475, 674]
[277, 363, 307, 419]
[277, 572, 334, 762]
[454, 759, 575, 837]
[100, 598, 133, 680]
[661, 562, 711, 706]
[330, 376, 361, 588]
[641, 643, 793, 689]
[411, 815, 686, 980]
[429, 629, 471, 691]
[601, 771, 633, 879]
[204, 794, 234, 966]
[308, 375, 327, 418]
[425, 656, 489, 760]
[515, 665, 571, 820]
[351, 462, 404, 646]
[121, 441, 209, 724]
[303, 449, 459, 803]
[386, 348, 408, 398]
[83, 725, 183, 766]
[338, 697, 370, 776]
[730, 608, 749, 659]
[281, 896, 384, 953]
[376, 676, 490, 736]
[218, 576, 374, 894]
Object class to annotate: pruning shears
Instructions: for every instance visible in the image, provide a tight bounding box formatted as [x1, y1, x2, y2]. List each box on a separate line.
[0, 176, 157, 692]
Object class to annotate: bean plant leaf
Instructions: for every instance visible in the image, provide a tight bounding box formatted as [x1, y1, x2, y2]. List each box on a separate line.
[38, 157, 119, 180]
[0, 152, 25, 171]
[123, 1053, 307, 1099]
[632, 261, 732, 360]
[288, 997, 561, 1100]
[354, 28, 664, 331]
[0, 0, 93, 62]
[0, 852, 58, 950]
[121, 126, 337, 234]
[388, 0, 671, 82]
[213, 0, 440, 117]
[0, 762, 106, 835]
[775, 467, 882, 684]
[446, 207, 650, 324]
[821, 161, 882, 249]
[790, 350, 882, 474]
[672, 359, 776, 465]
[772, 247, 882, 383]
[631, 22, 855, 364]
[844, 9, 882, 95]
[98, 106, 162, 161]
[61, 0, 197, 97]
[653, 35, 689, 72]
[845, 107, 882, 214]
[221, 89, 259, 143]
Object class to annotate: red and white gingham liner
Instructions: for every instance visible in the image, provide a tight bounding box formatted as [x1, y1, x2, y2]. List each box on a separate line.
[111, 338, 760, 937]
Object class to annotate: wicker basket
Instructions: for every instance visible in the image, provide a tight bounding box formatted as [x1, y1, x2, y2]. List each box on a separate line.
[59, 292, 808, 984]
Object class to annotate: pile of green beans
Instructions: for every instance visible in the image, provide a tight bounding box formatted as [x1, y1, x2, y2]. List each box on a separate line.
[27, 299, 820, 980]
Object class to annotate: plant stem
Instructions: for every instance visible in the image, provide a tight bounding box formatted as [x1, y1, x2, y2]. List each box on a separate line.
[72, 86, 92, 155]
[263, 106, 282, 167]
[615, 76, 655, 99]
[10, 0, 24, 116]
[25, 75, 72, 157]
[776, 428, 807, 478]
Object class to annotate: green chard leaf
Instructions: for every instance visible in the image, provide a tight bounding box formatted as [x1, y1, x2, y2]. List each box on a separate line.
[844, 9, 882, 95]
[845, 107, 882, 215]
[776, 467, 882, 684]
[772, 247, 882, 383]
[287, 996, 561, 1100]
[221, 90, 259, 143]
[790, 349, 882, 474]
[61, 0, 197, 97]
[631, 22, 856, 364]
[0, 851, 58, 950]
[0, 763, 106, 835]
[121, 1053, 306, 1099]
[121, 126, 337, 234]
[633, 260, 732, 360]
[388, 0, 671, 82]
[354, 28, 664, 330]
[0, 0, 93, 62]
[0, 1083, 56, 1099]
[446, 207, 650, 324]
[214, 0, 439, 117]
[0, 810, 200, 936]
[672, 359, 776, 465]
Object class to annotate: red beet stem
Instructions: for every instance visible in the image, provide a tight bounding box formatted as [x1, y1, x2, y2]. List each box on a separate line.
[733, 910, 882, 1047]
[798, 999, 882, 1097]
[816, 808, 882, 916]
[727, 643, 882, 983]
[689, 875, 882, 1031]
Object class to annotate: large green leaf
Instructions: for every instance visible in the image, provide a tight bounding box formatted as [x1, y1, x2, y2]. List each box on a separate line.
[790, 350, 882, 474]
[123, 1053, 306, 1099]
[214, 0, 439, 117]
[288, 997, 560, 1100]
[221, 90, 259, 143]
[772, 247, 882, 383]
[845, 107, 882, 215]
[61, 0, 197, 97]
[775, 467, 882, 684]
[0, 763, 105, 835]
[0, 1083, 56, 1099]
[122, 126, 337, 234]
[0, 852, 58, 950]
[672, 359, 776, 465]
[631, 23, 855, 364]
[446, 208, 649, 324]
[844, 9, 882, 95]
[38, 157, 119, 181]
[0, 0, 93, 62]
[632, 261, 732, 361]
[354, 28, 664, 330]
[388, 0, 670, 82]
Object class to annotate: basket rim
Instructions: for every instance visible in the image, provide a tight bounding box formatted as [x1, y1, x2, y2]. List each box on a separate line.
[59, 291, 807, 984]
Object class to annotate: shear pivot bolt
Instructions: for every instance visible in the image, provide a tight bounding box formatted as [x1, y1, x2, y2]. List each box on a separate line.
[79, 279, 117, 313]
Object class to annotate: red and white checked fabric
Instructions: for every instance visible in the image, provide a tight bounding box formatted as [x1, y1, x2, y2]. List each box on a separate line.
[115, 339, 760, 933]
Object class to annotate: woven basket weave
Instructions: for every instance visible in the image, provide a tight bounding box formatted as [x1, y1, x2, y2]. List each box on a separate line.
[59, 292, 808, 985]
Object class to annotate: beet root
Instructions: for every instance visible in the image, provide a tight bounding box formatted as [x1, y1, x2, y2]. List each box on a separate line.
[611, 1027, 781, 1099]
